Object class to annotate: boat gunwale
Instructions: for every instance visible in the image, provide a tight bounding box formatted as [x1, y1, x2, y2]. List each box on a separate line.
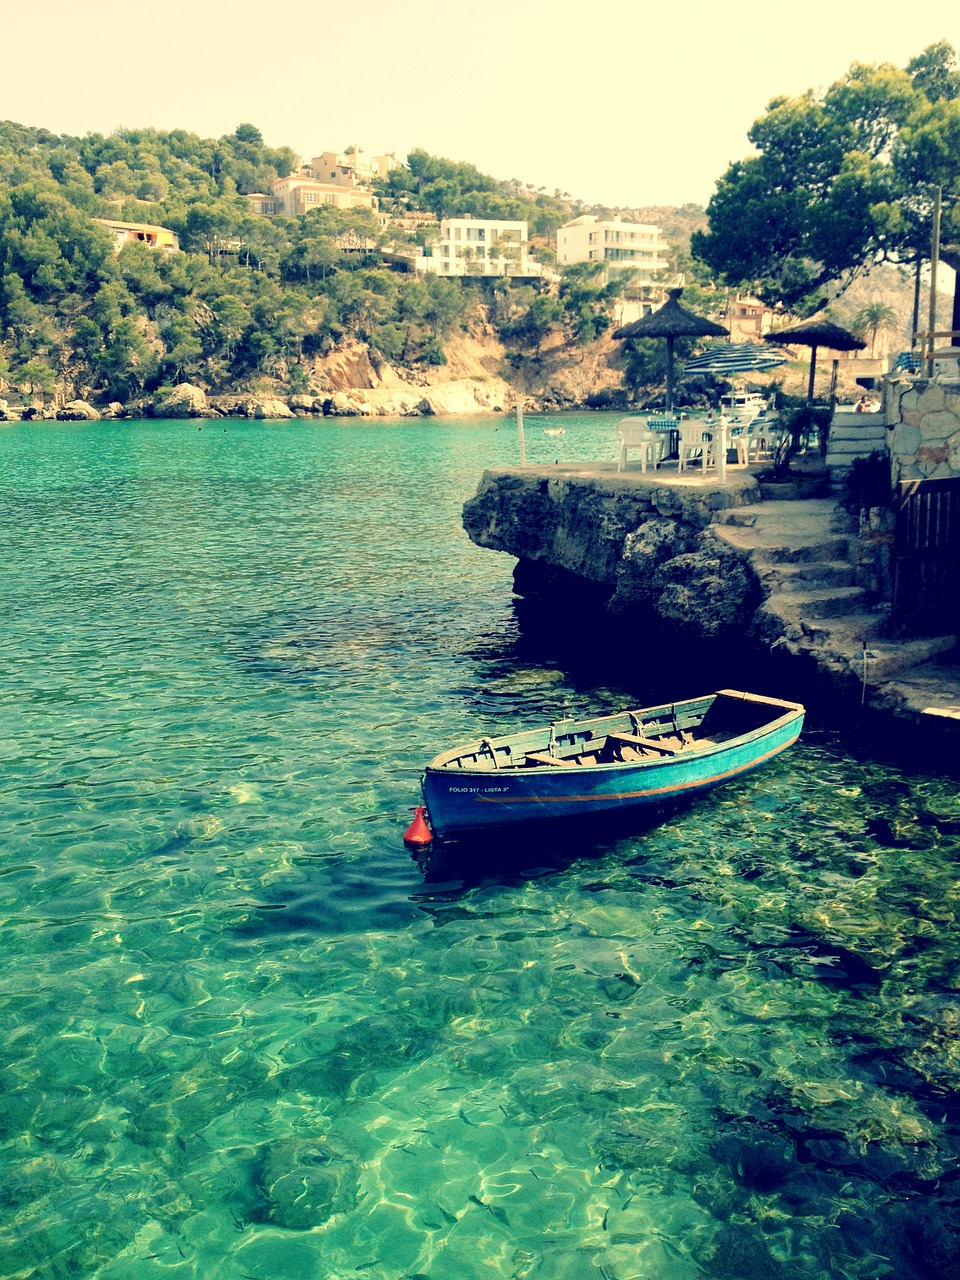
[424, 691, 805, 776]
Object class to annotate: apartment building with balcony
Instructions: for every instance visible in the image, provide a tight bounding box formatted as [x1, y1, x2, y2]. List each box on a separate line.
[557, 215, 667, 283]
[309, 149, 393, 189]
[266, 178, 378, 217]
[416, 216, 543, 278]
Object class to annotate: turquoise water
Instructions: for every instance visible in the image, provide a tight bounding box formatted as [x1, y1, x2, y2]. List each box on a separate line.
[1, 414, 960, 1280]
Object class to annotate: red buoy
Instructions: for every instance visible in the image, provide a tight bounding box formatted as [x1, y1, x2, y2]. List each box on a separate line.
[403, 804, 433, 848]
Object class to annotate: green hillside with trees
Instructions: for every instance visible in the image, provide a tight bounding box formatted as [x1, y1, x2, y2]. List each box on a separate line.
[0, 123, 621, 407]
[1, 37, 957, 412]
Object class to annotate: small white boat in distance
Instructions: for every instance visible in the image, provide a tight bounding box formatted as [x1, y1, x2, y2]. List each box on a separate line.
[720, 391, 771, 423]
[543, 428, 565, 436]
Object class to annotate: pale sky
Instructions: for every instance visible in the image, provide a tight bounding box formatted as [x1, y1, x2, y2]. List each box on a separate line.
[4, 1, 959, 208]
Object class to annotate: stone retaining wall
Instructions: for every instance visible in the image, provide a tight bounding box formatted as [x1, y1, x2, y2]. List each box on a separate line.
[887, 375, 960, 482]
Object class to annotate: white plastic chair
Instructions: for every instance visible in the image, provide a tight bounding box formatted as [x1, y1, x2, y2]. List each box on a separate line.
[728, 424, 753, 465]
[618, 426, 664, 473]
[678, 423, 714, 471]
[733, 425, 754, 460]
[748, 411, 781, 460]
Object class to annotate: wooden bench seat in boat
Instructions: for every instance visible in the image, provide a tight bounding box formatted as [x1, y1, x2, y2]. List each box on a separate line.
[524, 751, 574, 767]
[607, 733, 679, 757]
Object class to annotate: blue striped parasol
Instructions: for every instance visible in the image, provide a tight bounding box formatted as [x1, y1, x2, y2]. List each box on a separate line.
[683, 342, 789, 376]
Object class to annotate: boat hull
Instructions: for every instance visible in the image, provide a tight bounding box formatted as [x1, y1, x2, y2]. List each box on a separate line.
[421, 694, 803, 840]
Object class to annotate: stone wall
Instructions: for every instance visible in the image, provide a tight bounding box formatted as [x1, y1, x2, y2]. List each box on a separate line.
[887, 375, 960, 483]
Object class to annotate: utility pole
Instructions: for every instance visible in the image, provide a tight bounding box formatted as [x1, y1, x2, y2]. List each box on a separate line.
[911, 255, 921, 350]
[926, 185, 942, 375]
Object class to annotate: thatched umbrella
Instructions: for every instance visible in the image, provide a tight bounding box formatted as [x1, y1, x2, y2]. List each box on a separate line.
[613, 288, 728, 411]
[764, 317, 865, 401]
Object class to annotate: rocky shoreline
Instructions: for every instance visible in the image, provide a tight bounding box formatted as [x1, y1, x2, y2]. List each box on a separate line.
[0, 376, 518, 424]
[0, 329, 625, 424]
[462, 462, 960, 749]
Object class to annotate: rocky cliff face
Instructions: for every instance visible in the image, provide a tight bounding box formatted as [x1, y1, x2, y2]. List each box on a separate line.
[304, 335, 513, 416]
[462, 467, 762, 638]
[1, 318, 630, 421]
[462, 467, 960, 740]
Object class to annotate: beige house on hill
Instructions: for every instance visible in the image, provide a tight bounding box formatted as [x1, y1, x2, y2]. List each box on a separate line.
[724, 293, 778, 343]
[95, 218, 179, 252]
[266, 178, 378, 217]
[247, 148, 398, 220]
[309, 149, 392, 189]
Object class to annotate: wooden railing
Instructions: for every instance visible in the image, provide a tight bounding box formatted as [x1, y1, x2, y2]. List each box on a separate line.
[893, 478, 960, 635]
[910, 329, 960, 374]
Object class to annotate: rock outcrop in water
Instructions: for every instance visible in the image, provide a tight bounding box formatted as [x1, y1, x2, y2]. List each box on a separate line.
[55, 399, 101, 421]
[462, 466, 762, 640]
[152, 383, 208, 418]
[463, 463, 960, 738]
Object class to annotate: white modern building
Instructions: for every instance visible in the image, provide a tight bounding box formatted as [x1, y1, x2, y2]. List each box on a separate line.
[557, 215, 668, 282]
[416, 216, 543, 277]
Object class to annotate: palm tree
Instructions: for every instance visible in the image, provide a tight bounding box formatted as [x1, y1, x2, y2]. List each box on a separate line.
[853, 300, 899, 358]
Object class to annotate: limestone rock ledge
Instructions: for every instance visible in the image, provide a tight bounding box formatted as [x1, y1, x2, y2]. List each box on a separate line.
[463, 470, 960, 740]
[322, 378, 508, 417]
[462, 466, 762, 639]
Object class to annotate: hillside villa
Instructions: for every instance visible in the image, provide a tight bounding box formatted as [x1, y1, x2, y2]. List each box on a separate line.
[557, 215, 667, 284]
[415, 216, 547, 278]
[308, 149, 393, 188]
[257, 177, 378, 217]
[94, 219, 180, 253]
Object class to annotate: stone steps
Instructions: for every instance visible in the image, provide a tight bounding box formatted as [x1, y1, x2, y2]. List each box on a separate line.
[790, 609, 890, 647]
[827, 434, 888, 457]
[716, 524, 854, 564]
[753, 559, 859, 591]
[712, 490, 958, 720]
[875, 656, 960, 718]
[861, 635, 958, 680]
[762, 585, 873, 622]
[714, 498, 855, 532]
[828, 423, 887, 444]
[713, 496, 904, 683]
[825, 421, 889, 488]
[763, 602, 956, 685]
[713, 499, 858, 567]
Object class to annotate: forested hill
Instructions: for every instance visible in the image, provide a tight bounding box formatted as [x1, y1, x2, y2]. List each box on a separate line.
[1, 120, 669, 407]
[630, 206, 708, 255]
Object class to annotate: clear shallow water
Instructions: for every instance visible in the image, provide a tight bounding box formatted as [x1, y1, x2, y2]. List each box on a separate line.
[1, 414, 960, 1280]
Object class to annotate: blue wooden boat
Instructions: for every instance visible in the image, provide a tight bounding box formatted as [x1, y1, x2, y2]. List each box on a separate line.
[420, 690, 804, 841]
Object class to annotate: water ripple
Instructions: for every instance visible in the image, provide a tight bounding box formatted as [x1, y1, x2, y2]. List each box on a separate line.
[1, 419, 959, 1278]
